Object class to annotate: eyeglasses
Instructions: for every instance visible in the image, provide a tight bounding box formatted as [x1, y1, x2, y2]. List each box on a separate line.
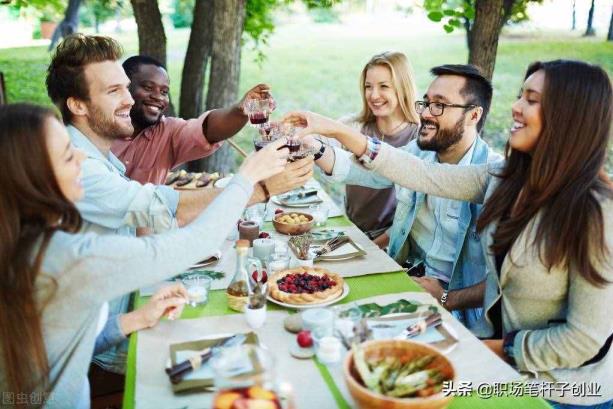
[415, 101, 477, 117]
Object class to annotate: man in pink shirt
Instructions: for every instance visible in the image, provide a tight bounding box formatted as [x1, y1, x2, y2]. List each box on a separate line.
[111, 55, 275, 184]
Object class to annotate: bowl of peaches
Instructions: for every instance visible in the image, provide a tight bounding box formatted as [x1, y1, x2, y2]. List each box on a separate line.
[272, 211, 314, 235]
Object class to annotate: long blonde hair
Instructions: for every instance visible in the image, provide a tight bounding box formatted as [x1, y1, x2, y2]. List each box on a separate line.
[357, 51, 420, 125]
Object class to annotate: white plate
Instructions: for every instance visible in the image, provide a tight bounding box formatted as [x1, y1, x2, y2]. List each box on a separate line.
[312, 242, 366, 261]
[375, 312, 459, 355]
[214, 175, 233, 189]
[266, 283, 350, 310]
[270, 194, 323, 208]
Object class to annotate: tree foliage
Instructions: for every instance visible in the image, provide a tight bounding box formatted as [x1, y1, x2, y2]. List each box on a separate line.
[423, 0, 542, 36]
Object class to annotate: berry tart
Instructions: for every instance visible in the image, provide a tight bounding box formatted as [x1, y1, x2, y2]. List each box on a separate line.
[268, 267, 344, 305]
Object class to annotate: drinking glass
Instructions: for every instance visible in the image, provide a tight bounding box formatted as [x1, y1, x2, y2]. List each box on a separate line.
[244, 203, 266, 228]
[244, 98, 274, 129]
[273, 241, 289, 257]
[268, 253, 291, 272]
[309, 204, 329, 227]
[181, 274, 212, 307]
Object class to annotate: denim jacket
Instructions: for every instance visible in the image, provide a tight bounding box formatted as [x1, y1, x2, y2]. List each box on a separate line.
[328, 137, 501, 331]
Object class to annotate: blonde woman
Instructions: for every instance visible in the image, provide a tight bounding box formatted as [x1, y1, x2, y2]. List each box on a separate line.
[333, 52, 420, 246]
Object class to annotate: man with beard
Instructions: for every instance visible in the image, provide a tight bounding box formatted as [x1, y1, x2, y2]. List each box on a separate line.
[111, 56, 312, 186]
[45, 34, 307, 383]
[300, 64, 501, 332]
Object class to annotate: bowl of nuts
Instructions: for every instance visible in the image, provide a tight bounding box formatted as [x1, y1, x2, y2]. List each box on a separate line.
[273, 211, 314, 235]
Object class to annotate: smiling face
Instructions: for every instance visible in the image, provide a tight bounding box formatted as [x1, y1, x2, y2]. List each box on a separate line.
[417, 75, 471, 152]
[45, 116, 86, 203]
[364, 65, 401, 119]
[128, 63, 170, 129]
[510, 69, 545, 153]
[81, 60, 134, 140]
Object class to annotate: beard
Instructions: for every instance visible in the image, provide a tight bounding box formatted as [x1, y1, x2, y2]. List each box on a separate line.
[130, 100, 162, 130]
[87, 102, 134, 141]
[417, 114, 465, 152]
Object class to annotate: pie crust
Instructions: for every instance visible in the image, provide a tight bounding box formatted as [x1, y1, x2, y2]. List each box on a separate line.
[268, 267, 344, 305]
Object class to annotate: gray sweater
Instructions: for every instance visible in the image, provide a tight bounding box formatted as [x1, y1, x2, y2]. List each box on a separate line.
[0, 175, 253, 409]
[365, 143, 613, 405]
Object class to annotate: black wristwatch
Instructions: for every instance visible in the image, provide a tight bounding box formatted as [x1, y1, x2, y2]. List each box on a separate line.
[313, 141, 326, 160]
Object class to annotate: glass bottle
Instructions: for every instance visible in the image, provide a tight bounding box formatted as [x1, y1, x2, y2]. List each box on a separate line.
[227, 240, 251, 312]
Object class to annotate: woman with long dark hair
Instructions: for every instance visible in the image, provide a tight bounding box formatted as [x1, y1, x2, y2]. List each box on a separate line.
[284, 60, 613, 408]
[0, 103, 289, 408]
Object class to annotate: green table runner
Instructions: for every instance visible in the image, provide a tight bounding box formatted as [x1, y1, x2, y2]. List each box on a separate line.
[122, 215, 550, 409]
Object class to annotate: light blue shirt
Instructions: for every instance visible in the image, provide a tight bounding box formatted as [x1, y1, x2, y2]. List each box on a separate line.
[67, 125, 181, 373]
[67, 125, 180, 236]
[327, 137, 501, 332]
[409, 140, 477, 282]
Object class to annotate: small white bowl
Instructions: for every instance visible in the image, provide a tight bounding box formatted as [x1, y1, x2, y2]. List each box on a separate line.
[245, 304, 267, 329]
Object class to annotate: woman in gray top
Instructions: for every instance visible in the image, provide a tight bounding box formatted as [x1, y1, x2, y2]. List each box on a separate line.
[0, 103, 289, 409]
[284, 60, 613, 408]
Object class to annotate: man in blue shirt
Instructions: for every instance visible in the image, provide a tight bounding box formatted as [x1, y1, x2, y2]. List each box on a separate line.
[45, 34, 308, 375]
[309, 64, 501, 332]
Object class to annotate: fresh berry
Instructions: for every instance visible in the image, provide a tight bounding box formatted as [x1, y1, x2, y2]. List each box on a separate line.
[297, 330, 313, 348]
[274, 208, 284, 215]
[258, 231, 270, 239]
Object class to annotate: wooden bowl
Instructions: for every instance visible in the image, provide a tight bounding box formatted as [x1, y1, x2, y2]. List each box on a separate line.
[272, 212, 314, 235]
[343, 340, 456, 409]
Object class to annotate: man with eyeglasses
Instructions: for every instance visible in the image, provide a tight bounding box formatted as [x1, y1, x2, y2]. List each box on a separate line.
[302, 64, 501, 332]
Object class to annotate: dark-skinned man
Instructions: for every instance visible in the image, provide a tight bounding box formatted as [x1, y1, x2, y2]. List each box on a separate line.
[112, 55, 312, 191]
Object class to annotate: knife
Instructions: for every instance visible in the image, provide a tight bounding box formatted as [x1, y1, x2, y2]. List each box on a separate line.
[165, 333, 247, 384]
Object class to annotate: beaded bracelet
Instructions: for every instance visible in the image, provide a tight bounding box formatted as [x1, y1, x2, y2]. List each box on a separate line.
[356, 136, 381, 167]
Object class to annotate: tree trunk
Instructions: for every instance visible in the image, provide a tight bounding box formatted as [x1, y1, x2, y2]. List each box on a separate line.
[607, 6, 613, 41]
[130, 0, 166, 64]
[584, 0, 596, 36]
[571, 0, 576, 30]
[130, 0, 175, 115]
[468, 0, 506, 80]
[179, 0, 214, 120]
[48, 0, 82, 50]
[191, 0, 246, 173]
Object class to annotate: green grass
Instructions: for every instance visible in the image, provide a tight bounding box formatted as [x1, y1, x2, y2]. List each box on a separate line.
[1, 23, 611, 173]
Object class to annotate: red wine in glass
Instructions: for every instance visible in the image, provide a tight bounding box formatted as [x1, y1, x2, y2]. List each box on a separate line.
[249, 112, 269, 125]
[283, 140, 301, 153]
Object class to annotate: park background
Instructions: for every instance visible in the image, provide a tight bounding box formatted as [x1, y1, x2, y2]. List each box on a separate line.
[1, 0, 611, 203]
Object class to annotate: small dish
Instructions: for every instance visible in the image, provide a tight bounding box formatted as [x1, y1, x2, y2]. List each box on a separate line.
[272, 212, 314, 235]
[310, 229, 344, 242]
[271, 194, 323, 208]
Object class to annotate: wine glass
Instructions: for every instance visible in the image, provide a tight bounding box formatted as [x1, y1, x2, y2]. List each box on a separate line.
[244, 98, 274, 129]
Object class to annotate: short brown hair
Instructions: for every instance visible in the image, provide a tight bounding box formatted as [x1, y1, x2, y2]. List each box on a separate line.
[46, 34, 123, 123]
